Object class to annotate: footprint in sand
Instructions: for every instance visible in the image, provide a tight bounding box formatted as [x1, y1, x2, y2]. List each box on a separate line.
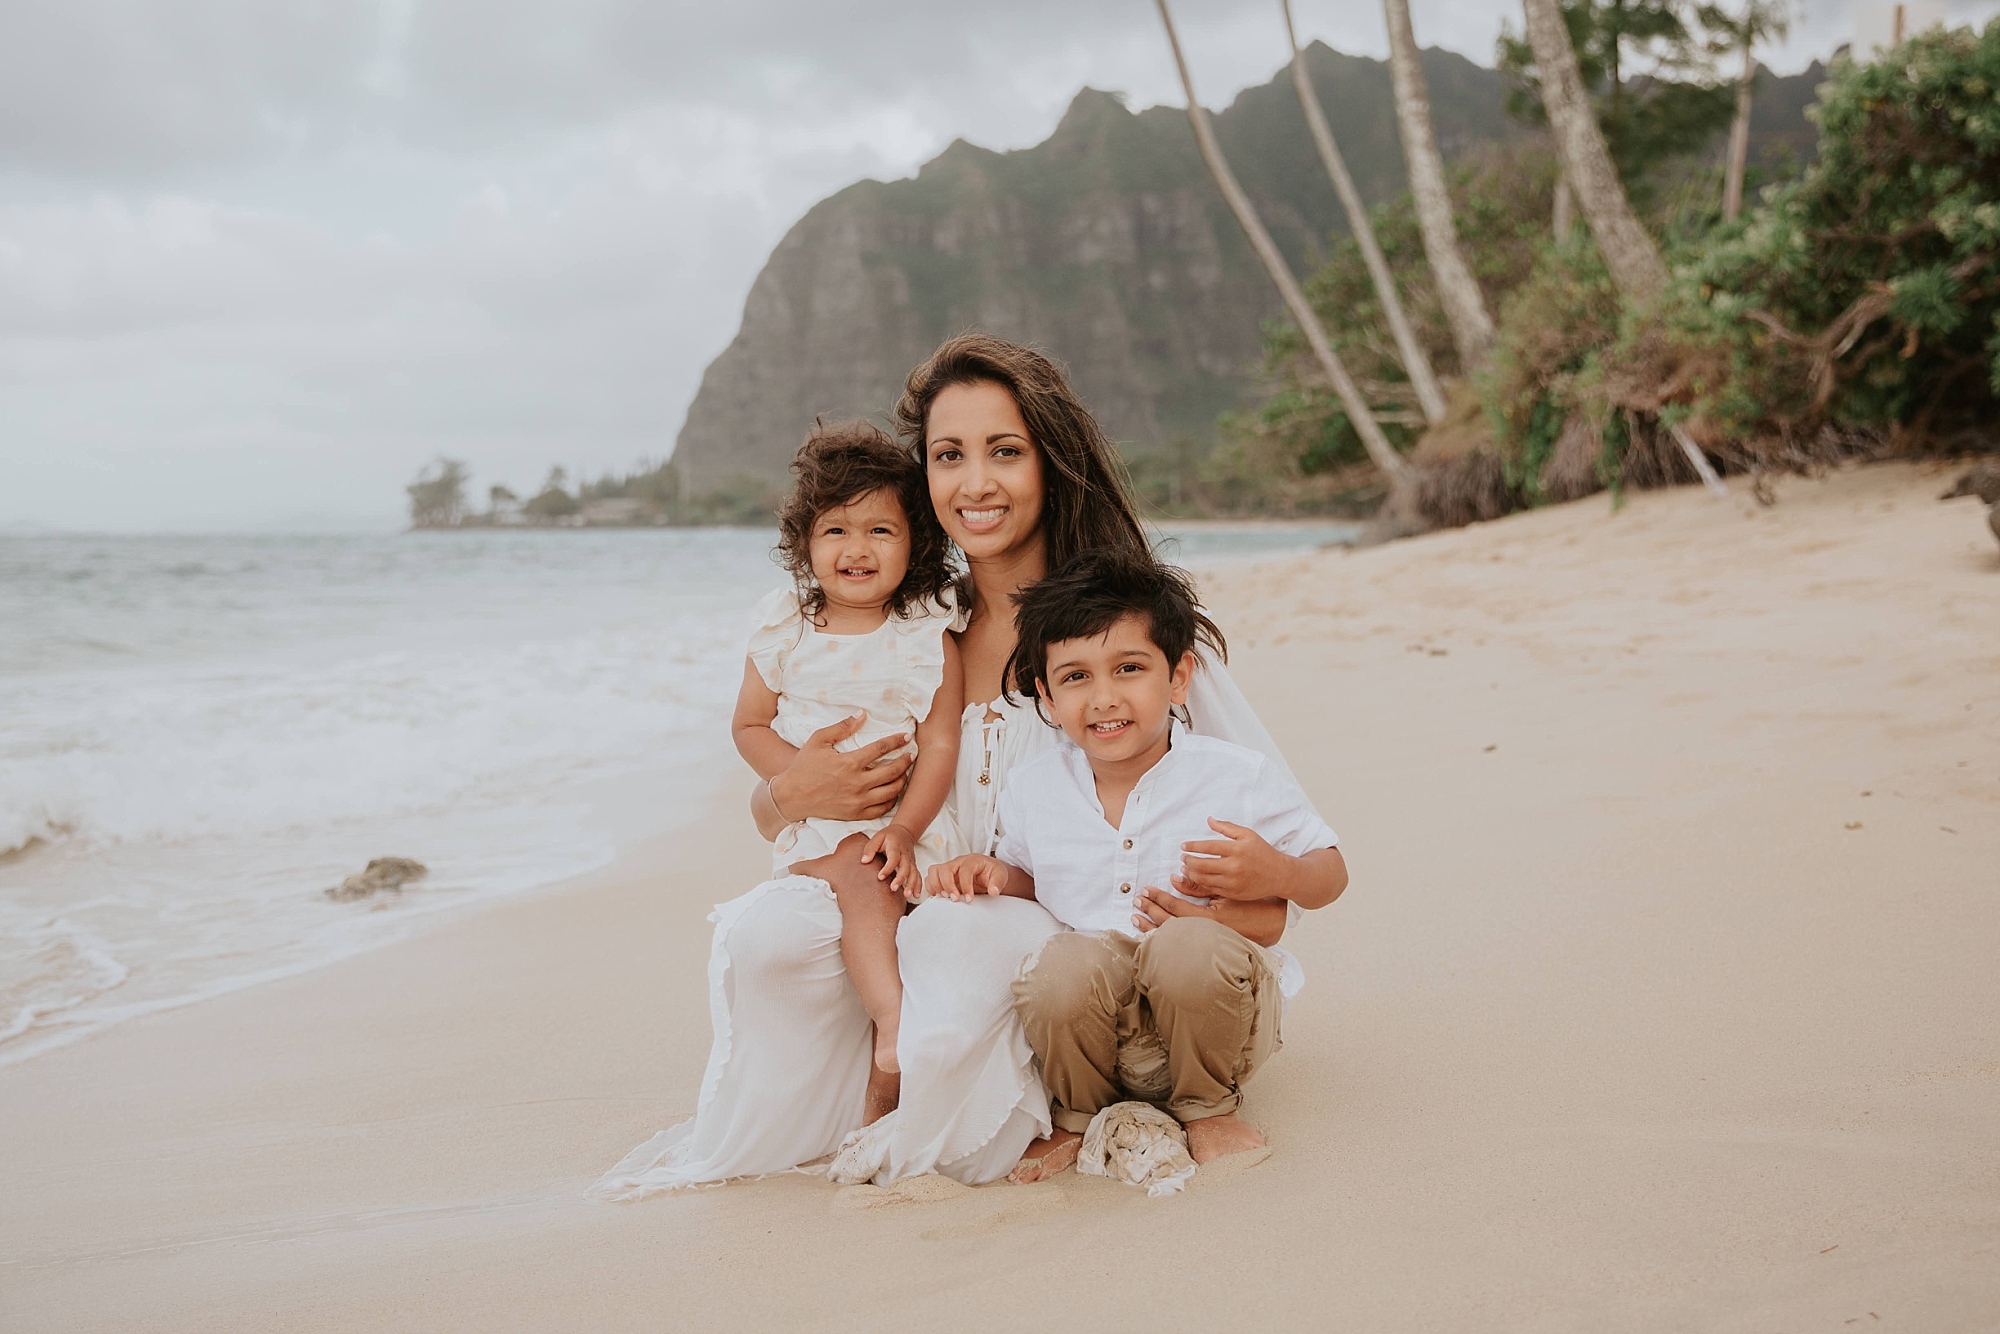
[1194, 1145, 1274, 1183]
[830, 1174, 973, 1211]
[829, 1172, 1074, 1240]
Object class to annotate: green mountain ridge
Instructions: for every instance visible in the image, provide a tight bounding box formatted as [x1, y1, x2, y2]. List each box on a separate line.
[671, 42, 1819, 494]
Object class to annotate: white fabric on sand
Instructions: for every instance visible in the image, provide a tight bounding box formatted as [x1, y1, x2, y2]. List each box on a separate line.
[1077, 1100, 1197, 1197]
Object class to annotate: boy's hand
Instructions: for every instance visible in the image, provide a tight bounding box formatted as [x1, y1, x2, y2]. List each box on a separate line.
[1175, 818, 1296, 902]
[1132, 885, 1204, 933]
[861, 824, 921, 899]
[923, 854, 1011, 903]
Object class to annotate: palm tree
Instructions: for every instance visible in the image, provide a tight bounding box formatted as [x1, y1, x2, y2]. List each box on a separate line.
[1155, 0, 1415, 501]
[1520, 0, 1670, 303]
[1283, 0, 1446, 423]
[1717, 0, 1789, 222]
[1382, 0, 1496, 370]
[1521, 0, 1722, 492]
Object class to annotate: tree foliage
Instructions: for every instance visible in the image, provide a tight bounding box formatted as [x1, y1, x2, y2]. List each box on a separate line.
[1653, 22, 2000, 444]
[405, 457, 470, 529]
[1209, 143, 1557, 512]
[1500, 0, 1736, 194]
[523, 466, 581, 520]
[1235, 22, 1997, 529]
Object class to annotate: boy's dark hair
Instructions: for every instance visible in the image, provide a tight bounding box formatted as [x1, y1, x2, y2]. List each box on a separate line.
[775, 420, 955, 625]
[1006, 549, 1225, 715]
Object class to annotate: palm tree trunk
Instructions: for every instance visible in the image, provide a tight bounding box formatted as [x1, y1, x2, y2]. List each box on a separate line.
[1284, 1, 1446, 423]
[1722, 42, 1756, 222]
[1553, 170, 1575, 236]
[1521, 0, 1669, 303]
[1382, 0, 1495, 370]
[1155, 0, 1414, 497]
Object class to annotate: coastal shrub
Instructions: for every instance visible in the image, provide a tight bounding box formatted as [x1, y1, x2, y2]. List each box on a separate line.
[1622, 23, 2000, 451]
[524, 467, 581, 520]
[1214, 142, 1558, 514]
[1234, 24, 1999, 530]
[1200, 403, 1385, 517]
[406, 457, 471, 529]
[1480, 238, 1622, 502]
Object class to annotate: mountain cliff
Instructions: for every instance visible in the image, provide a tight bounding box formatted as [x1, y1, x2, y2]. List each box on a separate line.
[672, 42, 1517, 493]
[671, 43, 1819, 494]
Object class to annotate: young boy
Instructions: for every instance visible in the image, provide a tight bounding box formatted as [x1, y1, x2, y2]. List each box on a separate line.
[924, 550, 1347, 1171]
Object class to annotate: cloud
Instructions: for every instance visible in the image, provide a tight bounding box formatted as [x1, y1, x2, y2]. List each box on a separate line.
[0, 0, 1970, 529]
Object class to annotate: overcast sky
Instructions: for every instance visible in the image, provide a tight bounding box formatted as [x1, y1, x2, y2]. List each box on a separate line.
[1, 0, 1984, 532]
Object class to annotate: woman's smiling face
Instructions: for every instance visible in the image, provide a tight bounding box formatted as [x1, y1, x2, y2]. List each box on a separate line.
[924, 380, 1045, 563]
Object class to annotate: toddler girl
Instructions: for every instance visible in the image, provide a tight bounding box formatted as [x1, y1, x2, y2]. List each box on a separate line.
[731, 421, 962, 1075]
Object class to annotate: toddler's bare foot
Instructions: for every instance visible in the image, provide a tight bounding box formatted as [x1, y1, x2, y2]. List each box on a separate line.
[862, 1064, 900, 1125]
[1185, 1112, 1265, 1165]
[1007, 1128, 1082, 1184]
[873, 1018, 900, 1075]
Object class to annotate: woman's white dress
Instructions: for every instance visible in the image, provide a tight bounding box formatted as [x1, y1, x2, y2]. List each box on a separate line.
[589, 654, 1290, 1198]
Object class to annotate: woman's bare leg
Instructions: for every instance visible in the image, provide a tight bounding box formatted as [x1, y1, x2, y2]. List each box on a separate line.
[792, 833, 906, 1075]
[862, 1066, 900, 1125]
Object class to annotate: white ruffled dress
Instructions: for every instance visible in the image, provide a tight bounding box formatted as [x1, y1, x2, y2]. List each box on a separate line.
[745, 585, 960, 877]
[589, 649, 1294, 1199]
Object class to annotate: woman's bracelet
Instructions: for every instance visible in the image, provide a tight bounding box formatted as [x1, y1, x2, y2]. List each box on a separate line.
[763, 776, 795, 825]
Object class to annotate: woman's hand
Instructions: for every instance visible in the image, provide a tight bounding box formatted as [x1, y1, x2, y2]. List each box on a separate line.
[768, 714, 915, 825]
[1132, 886, 1288, 948]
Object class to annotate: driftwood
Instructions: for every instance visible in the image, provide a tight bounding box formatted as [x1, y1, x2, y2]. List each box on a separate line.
[1746, 250, 1994, 411]
[1667, 425, 1730, 497]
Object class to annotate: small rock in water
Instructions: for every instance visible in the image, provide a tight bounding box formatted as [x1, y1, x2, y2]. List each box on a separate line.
[325, 857, 428, 902]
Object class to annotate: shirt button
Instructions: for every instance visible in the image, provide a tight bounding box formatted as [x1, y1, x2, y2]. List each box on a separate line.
[1122, 839, 1133, 850]
[1119, 883, 1132, 894]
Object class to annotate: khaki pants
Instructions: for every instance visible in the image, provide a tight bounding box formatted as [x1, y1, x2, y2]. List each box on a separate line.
[1012, 916, 1282, 1133]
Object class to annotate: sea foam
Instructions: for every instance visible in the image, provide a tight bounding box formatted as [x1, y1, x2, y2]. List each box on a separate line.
[0, 529, 768, 1060]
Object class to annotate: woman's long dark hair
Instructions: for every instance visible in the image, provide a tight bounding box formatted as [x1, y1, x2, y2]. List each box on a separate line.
[893, 332, 1221, 658]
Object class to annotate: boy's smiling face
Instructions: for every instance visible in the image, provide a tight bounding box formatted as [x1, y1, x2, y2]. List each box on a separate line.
[1038, 612, 1195, 771]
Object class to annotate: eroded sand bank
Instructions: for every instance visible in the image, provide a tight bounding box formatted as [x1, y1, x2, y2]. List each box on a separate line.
[3, 463, 1995, 1331]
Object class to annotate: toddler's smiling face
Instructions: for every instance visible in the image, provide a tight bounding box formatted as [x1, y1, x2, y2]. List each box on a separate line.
[808, 487, 912, 620]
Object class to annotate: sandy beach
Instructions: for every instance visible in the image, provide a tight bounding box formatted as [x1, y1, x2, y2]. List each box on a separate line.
[4, 462, 1995, 1331]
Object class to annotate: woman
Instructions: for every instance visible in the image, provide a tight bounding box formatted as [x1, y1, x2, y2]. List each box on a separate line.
[593, 335, 1297, 1196]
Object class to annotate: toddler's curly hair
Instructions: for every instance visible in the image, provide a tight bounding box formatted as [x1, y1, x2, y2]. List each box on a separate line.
[775, 420, 956, 626]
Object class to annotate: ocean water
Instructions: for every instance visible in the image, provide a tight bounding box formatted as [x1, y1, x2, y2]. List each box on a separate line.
[0, 521, 1356, 1065]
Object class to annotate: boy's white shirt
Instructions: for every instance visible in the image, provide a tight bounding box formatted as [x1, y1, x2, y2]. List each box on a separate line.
[994, 721, 1338, 999]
